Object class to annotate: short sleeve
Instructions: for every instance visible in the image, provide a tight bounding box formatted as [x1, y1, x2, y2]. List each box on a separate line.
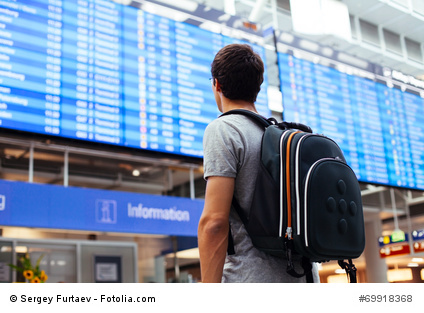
[203, 118, 245, 180]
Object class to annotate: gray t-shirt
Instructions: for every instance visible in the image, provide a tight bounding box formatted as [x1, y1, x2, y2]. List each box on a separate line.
[203, 113, 319, 283]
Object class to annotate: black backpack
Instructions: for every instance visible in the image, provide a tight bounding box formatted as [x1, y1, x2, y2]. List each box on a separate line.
[221, 109, 365, 283]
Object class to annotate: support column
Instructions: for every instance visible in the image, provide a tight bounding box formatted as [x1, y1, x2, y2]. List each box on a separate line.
[28, 142, 34, 183]
[364, 213, 388, 282]
[249, 0, 267, 22]
[189, 167, 195, 200]
[64, 148, 69, 187]
[224, 0, 236, 15]
[172, 236, 180, 282]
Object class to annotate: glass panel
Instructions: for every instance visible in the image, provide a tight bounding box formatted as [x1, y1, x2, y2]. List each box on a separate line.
[16, 243, 77, 283]
[0, 241, 13, 283]
[80, 244, 136, 283]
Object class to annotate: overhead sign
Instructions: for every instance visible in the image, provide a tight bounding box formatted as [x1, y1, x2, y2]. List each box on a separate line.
[412, 229, 424, 241]
[378, 233, 409, 247]
[412, 229, 424, 253]
[413, 242, 424, 253]
[378, 232, 411, 258]
[391, 230, 406, 243]
[0, 179, 204, 236]
[380, 243, 411, 258]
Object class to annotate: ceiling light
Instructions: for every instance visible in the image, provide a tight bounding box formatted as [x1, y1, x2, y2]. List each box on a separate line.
[279, 32, 294, 44]
[407, 263, 419, 267]
[387, 268, 413, 282]
[15, 246, 28, 253]
[142, 3, 189, 22]
[199, 21, 222, 34]
[218, 14, 231, 22]
[412, 258, 423, 262]
[154, 0, 198, 12]
[112, 0, 132, 5]
[0, 246, 12, 252]
[299, 39, 319, 52]
[132, 169, 140, 177]
[321, 47, 333, 57]
[337, 52, 369, 69]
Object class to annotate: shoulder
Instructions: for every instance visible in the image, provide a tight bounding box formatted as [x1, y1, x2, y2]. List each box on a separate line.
[203, 116, 244, 149]
[205, 114, 262, 135]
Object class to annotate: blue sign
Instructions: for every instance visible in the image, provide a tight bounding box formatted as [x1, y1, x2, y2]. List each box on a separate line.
[412, 229, 424, 241]
[277, 46, 424, 191]
[378, 233, 409, 247]
[0, 179, 204, 236]
[0, 0, 270, 159]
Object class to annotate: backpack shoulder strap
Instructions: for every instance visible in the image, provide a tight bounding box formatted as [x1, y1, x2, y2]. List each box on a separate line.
[220, 109, 313, 133]
[338, 259, 358, 283]
[219, 109, 274, 129]
[221, 109, 276, 256]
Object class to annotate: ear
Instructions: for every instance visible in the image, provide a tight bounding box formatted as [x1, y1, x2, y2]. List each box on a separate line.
[214, 79, 222, 92]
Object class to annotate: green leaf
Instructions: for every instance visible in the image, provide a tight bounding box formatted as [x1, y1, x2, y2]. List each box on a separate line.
[8, 264, 23, 272]
[34, 254, 44, 272]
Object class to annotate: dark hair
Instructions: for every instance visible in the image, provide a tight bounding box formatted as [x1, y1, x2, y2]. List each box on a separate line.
[211, 44, 264, 103]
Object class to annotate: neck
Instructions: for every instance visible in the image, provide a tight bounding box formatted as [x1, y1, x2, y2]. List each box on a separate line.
[221, 99, 258, 114]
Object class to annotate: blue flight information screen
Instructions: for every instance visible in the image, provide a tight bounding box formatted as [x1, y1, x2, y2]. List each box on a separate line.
[0, 0, 270, 158]
[278, 51, 424, 190]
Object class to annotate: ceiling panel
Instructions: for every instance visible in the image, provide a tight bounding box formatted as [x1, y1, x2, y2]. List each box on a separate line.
[355, 3, 400, 23]
[340, 0, 383, 16]
[398, 23, 424, 43]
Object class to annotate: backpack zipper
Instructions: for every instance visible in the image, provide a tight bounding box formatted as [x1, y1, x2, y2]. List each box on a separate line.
[283, 130, 301, 239]
[294, 134, 312, 236]
[279, 131, 290, 237]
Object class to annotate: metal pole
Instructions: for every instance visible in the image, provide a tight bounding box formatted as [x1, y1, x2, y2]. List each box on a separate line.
[390, 188, 400, 230]
[172, 236, 180, 282]
[28, 142, 34, 183]
[76, 242, 82, 283]
[64, 148, 69, 187]
[189, 167, 195, 200]
[405, 190, 414, 254]
[167, 168, 173, 192]
[271, 0, 279, 30]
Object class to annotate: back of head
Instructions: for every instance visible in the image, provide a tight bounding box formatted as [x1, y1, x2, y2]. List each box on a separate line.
[211, 44, 264, 103]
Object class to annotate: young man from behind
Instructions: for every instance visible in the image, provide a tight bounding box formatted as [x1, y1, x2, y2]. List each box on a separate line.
[198, 43, 319, 283]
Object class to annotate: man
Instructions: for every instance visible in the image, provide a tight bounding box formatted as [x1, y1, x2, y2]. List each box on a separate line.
[198, 44, 319, 283]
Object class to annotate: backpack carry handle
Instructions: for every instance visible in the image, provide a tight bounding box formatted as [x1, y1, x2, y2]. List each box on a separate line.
[278, 121, 313, 133]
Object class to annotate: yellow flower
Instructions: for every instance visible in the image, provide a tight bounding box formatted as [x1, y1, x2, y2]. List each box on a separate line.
[40, 271, 48, 282]
[23, 270, 34, 280]
[30, 277, 41, 283]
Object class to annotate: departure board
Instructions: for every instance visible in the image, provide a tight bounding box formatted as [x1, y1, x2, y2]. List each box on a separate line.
[278, 51, 424, 190]
[0, 0, 270, 158]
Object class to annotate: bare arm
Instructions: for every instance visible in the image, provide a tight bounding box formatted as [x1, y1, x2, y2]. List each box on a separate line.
[198, 176, 235, 283]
